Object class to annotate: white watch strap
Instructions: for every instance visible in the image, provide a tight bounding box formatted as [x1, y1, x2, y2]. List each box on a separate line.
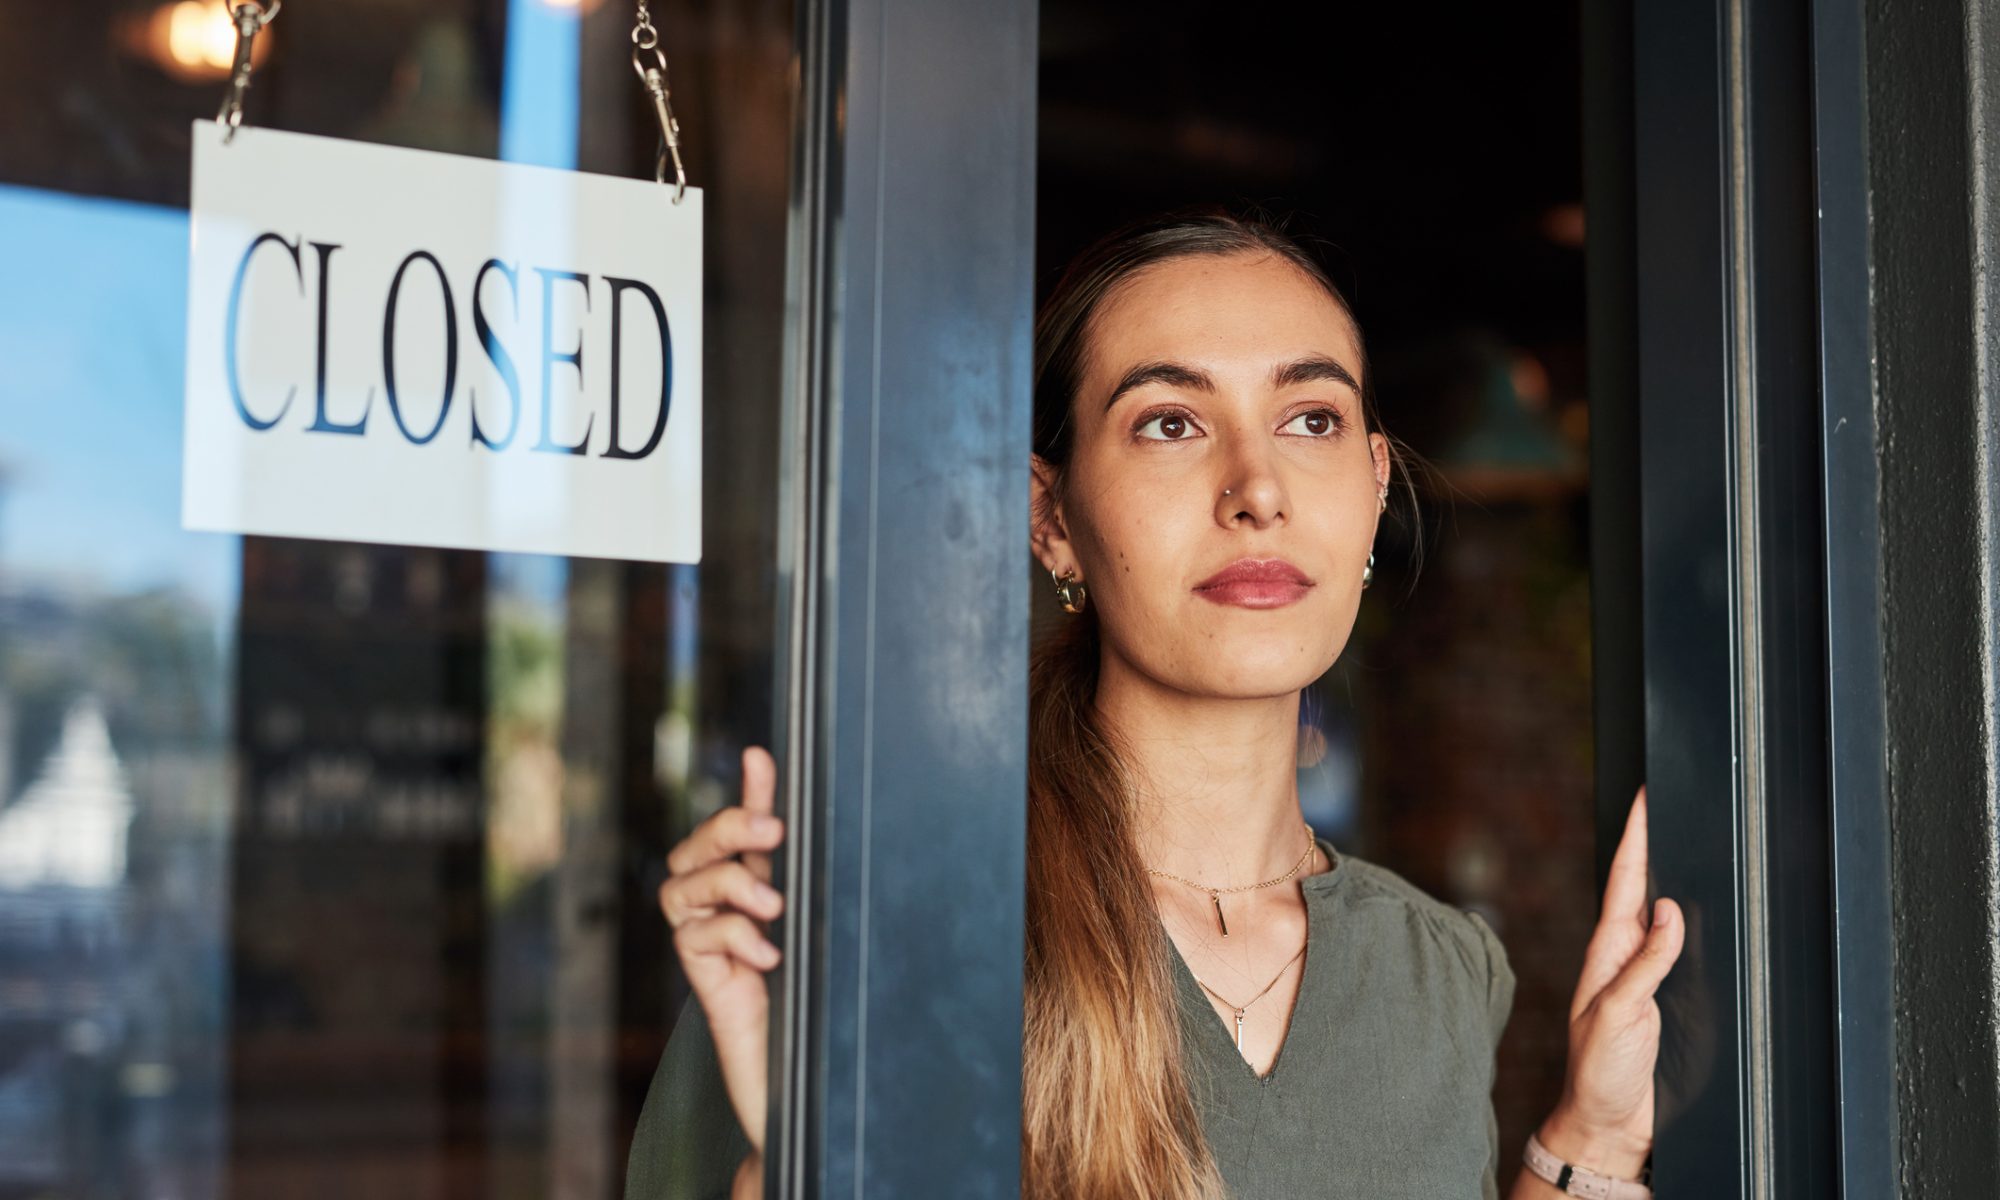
[1522, 1131, 1653, 1200]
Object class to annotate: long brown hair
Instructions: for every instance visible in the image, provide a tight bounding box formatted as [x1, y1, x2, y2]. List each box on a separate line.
[1023, 209, 1416, 1199]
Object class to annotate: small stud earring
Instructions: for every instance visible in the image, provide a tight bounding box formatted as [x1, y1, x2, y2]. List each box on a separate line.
[1361, 551, 1375, 589]
[1052, 567, 1088, 614]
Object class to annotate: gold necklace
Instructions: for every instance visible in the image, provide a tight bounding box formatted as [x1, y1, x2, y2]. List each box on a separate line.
[1145, 823, 1316, 937]
[1188, 936, 1309, 1052]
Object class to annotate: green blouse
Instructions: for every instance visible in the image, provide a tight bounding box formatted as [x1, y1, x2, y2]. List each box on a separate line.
[624, 838, 1517, 1199]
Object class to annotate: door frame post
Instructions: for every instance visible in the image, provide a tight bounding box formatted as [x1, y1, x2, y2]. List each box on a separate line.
[767, 1, 1039, 1195]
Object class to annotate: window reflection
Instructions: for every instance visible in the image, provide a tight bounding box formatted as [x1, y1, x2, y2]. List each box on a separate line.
[0, 0, 793, 1193]
[0, 180, 234, 1198]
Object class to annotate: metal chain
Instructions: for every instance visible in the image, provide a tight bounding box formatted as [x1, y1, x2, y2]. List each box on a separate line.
[1188, 938, 1308, 1014]
[631, 0, 687, 202]
[1145, 823, 1318, 896]
[216, 0, 281, 143]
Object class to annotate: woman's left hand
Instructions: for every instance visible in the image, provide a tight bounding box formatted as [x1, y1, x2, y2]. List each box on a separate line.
[1539, 784, 1684, 1180]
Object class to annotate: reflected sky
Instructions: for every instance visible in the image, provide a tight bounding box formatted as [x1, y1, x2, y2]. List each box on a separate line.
[500, 0, 580, 172]
[0, 184, 239, 622]
[489, 0, 581, 614]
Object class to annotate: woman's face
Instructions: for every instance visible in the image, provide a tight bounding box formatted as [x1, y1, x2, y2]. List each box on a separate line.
[1033, 250, 1390, 699]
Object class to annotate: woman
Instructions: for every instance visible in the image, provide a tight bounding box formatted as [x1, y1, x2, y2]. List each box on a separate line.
[626, 211, 1684, 1199]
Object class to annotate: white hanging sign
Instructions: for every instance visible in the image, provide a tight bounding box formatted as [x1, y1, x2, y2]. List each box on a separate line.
[181, 122, 703, 564]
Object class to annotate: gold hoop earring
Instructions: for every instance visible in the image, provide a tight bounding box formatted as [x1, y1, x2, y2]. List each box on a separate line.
[1052, 567, 1088, 614]
[1361, 551, 1375, 589]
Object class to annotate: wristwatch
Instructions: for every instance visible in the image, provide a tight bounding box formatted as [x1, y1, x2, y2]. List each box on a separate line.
[1522, 1131, 1653, 1200]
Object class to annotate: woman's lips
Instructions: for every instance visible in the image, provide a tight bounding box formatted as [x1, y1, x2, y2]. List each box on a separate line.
[1192, 558, 1314, 609]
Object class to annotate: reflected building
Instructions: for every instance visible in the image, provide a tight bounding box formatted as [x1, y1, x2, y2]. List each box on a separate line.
[0, 698, 135, 1195]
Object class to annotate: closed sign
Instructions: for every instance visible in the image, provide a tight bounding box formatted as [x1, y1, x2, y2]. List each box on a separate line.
[181, 122, 703, 563]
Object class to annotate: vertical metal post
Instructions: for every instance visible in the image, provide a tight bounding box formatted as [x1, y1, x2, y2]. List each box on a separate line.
[1806, 1, 1898, 1195]
[768, 0, 1037, 1194]
[1630, 0, 1837, 1194]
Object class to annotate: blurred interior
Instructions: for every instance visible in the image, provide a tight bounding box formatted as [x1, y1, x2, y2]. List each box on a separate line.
[0, 0, 1596, 1194]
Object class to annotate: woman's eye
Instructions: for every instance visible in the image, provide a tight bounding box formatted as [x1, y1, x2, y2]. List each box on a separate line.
[1135, 412, 1198, 441]
[1282, 408, 1344, 437]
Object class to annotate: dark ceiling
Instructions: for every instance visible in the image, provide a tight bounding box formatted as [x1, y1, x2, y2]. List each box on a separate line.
[1038, 0, 1589, 414]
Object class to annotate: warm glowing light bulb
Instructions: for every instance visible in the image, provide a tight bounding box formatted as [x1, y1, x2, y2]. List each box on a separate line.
[166, 2, 207, 67]
[166, 1, 238, 71]
[122, 0, 268, 82]
[203, 3, 238, 68]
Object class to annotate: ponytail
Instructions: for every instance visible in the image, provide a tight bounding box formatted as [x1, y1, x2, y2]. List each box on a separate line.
[1023, 611, 1227, 1200]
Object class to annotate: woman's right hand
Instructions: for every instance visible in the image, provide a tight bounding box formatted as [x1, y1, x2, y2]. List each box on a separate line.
[659, 744, 786, 1156]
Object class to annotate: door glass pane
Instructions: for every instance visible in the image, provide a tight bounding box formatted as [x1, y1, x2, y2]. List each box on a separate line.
[0, 1, 792, 1193]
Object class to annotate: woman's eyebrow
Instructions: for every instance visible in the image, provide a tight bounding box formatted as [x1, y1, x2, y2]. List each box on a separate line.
[1103, 361, 1215, 411]
[1272, 355, 1361, 394]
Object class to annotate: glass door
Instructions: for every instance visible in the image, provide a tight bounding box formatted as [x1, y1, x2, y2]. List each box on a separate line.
[0, 1, 796, 1195]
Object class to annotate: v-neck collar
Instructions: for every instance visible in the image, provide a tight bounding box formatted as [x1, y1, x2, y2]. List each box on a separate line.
[1164, 836, 1345, 1088]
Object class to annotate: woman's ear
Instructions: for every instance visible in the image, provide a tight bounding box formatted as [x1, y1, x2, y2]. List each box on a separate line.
[1369, 432, 1391, 496]
[1030, 455, 1075, 577]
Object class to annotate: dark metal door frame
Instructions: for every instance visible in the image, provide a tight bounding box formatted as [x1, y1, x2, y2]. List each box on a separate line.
[767, 0, 1038, 1195]
[1602, 0, 1865, 1194]
[1805, 2, 1896, 1195]
[1628, 1, 1839, 1195]
[1612, 0, 2000, 1196]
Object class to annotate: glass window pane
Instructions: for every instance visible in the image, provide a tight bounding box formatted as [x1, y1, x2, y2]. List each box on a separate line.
[0, 1, 792, 1193]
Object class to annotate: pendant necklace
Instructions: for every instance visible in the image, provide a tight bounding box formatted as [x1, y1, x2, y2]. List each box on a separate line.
[1188, 936, 1309, 1052]
[1145, 822, 1317, 937]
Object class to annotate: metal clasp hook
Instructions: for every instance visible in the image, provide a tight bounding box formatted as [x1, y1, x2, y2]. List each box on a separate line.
[216, 0, 281, 143]
[631, 42, 687, 203]
[629, 1, 687, 203]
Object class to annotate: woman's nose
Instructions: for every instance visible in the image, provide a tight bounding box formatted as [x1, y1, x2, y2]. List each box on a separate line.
[1215, 443, 1288, 528]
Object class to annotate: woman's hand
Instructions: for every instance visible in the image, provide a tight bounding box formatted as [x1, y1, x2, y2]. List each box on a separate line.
[1540, 784, 1684, 1180]
[659, 745, 786, 1156]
